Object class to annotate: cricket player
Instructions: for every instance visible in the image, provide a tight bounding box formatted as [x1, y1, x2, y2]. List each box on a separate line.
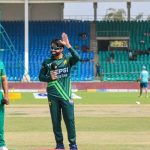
[138, 66, 149, 98]
[0, 61, 9, 150]
[39, 33, 80, 150]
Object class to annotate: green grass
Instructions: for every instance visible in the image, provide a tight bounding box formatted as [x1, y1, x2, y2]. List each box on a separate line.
[6, 117, 150, 132]
[75, 91, 150, 104]
[4, 91, 150, 150]
[10, 91, 150, 104]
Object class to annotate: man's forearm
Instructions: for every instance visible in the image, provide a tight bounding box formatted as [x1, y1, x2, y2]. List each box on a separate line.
[2, 77, 8, 98]
[68, 47, 80, 61]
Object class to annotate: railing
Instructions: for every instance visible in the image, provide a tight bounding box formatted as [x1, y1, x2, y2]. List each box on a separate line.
[64, 15, 150, 21]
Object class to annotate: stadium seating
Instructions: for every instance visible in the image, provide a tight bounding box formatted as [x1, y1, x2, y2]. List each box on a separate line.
[0, 21, 24, 81]
[99, 50, 150, 81]
[29, 21, 93, 81]
[96, 20, 150, 51]
[2, 20, 150, 81]
[97, 21, 150, 81]
[0, 21, 93, 81]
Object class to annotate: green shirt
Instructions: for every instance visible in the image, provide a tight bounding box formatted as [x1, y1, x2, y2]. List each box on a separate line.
[0, 61, 6, 81]
[39, 47, 80, 100]
[0, 61, 6, 91]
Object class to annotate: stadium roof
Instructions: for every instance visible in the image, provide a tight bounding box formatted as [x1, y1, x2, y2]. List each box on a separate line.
[0, 0, 150, 3]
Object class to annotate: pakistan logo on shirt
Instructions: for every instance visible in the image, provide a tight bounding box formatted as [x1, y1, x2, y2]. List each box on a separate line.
[63, 60, 67, 65]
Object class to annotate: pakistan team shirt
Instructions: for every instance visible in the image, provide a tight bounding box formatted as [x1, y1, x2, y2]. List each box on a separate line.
[39, 47, 80, 100]
[0, 62, 6, 91]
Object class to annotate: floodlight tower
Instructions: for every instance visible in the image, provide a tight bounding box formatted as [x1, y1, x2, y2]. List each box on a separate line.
[127, 0, 131, 21]
[93, 2, 97, 21]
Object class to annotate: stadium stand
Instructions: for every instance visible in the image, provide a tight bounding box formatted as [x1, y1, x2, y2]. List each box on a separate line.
[2, 20, 150, 81]
[97, 21, 150, 51]
[97, 21, 150, 81]
[0, 20, 94, 81]
[0, 21, 24, 81]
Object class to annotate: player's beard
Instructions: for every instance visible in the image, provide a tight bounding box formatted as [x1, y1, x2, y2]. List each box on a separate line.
[51, 51, 61, 57]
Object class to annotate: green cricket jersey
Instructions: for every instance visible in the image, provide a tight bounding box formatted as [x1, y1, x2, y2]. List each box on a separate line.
[0, 61, 6, 90]
[0, 61, 6, 147]
[39, 47, 80, 100]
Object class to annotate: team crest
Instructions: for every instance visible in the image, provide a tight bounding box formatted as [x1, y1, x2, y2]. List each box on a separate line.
[63, 60, 67, 65]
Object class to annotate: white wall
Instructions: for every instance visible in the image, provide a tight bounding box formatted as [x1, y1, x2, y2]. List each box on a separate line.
[0, 4, 24, 20]
[0, 3, 63, 21]
[29, 3, 63, 20]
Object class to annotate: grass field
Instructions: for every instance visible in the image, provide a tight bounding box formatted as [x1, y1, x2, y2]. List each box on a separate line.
[5, 92, 150, 150]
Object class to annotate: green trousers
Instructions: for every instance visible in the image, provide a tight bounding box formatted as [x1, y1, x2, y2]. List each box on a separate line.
[48, 95, 76, 146]
[0, 92, 5, 146]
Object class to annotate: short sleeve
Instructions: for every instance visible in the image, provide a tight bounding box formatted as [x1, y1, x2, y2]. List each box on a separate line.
[0, 61, 6, 77]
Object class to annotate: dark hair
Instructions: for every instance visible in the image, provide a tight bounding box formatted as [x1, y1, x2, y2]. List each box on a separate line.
[51, 39, 64, 48]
